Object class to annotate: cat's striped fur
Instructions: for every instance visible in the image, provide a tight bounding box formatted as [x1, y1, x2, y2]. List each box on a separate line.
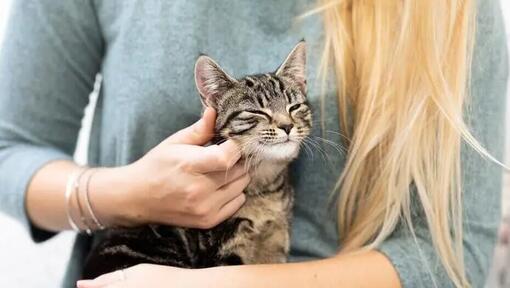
[83, 41, 311, 278]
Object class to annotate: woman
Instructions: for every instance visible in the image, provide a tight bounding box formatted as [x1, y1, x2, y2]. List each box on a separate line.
[0, 0, 507, 287]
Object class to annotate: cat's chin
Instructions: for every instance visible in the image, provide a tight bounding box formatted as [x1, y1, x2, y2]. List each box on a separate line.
[256, 141, 300, 162]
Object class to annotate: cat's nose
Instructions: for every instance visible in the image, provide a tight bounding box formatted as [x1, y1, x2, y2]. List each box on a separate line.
[278, 124, 294, 134]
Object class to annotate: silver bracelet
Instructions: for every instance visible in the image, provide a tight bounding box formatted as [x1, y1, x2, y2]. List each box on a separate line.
[65, 169, 83, 232]
[84, 168, 106, 230]
[74, 168, 93, 234]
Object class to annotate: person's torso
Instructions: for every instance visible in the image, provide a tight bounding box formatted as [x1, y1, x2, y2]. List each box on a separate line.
[61, 0, 509, 286]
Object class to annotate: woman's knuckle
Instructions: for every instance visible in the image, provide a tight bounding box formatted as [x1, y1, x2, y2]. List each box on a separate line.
[183, 193, 201, 214]
[186, 183, 203, 196]
[178, 160, 194, 173]
[194, 204, 211, 217]
[185, 196, 199, 213]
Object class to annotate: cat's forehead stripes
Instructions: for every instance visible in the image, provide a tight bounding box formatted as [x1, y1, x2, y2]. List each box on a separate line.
[243, 74, 296, 109]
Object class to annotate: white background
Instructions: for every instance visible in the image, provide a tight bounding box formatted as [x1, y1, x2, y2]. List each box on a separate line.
[0, 0, 509, 287]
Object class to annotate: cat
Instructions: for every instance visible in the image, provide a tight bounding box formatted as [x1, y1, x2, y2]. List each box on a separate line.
[83, 41, 312, 279]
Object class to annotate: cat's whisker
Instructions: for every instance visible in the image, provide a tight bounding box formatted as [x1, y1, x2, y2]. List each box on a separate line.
[251, 142, 264, 167]
[325, 130, 351, 142]
[220, 138, 259, 179]
[308, 137, 337, 163]
[251, 144, 266, 171]
[302, 138, 315, 160]
[241, 138, 260, 170]
[302, 137, 330, 163]
[246, 144, 260, 170]
[247, 146, 258, 168]
[312, 136, 346, 155]
[302, 138, 325, 161]
[299, 140, 314, 160]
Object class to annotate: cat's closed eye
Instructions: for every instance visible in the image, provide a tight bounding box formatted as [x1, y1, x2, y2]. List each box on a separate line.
[288, 103, 302, 113]
[244, 110, 271, 121]
[230, 111, 270, 122]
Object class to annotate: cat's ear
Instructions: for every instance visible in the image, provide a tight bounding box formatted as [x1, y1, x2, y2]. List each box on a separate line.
[195, 55, 237, 107]
[276, 41, 307, 94]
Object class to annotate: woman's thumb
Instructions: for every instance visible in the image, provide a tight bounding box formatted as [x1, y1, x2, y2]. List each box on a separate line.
[164, 107, 216, 145]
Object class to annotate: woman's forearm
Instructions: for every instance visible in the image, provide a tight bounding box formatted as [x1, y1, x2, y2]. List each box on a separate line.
[25, 160, 124, 232]
[26, 160, 80, 231]
[205, 251, 400, 288]
[78, 250, 401, 288]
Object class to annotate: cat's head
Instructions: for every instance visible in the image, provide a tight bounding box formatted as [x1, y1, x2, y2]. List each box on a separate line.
[194, 41, 311, 163]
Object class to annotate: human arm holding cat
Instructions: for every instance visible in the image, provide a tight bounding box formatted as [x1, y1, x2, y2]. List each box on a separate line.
[26, 108, 250, 232]
[0, 1, 248, 239]
[77, 250, 401, 288]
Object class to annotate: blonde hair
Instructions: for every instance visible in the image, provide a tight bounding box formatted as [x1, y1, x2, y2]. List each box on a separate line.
[310, 0, 500, 287]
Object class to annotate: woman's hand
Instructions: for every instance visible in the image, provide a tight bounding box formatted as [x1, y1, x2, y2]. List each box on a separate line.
[76, 264, 197, 288]
[93, 108, 250, 229]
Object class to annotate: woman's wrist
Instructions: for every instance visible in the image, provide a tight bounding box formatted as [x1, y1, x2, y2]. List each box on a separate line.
[89, 165, 140, 228]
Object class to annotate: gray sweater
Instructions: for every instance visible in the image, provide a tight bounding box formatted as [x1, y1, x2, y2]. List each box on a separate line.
[0, 0, 507, 287]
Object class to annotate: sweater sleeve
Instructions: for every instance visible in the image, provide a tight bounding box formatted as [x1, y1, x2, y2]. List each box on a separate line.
[377, 1, 508, 287]
[0, 0, 103, 242]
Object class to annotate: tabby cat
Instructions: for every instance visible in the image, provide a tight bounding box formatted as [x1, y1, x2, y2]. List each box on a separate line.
[83, 41, 312, 279]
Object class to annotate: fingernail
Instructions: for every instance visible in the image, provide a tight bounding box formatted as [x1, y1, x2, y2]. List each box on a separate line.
[197, 108, 215, 131]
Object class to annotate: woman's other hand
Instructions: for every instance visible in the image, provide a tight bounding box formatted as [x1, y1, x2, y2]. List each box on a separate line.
[76, 264, 195, 288]
[93, 108, 249, 229]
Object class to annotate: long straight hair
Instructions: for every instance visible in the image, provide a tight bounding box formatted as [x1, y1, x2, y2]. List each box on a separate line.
[313, 0, 491, 287]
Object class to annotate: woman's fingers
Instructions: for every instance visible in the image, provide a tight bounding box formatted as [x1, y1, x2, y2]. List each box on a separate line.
[207, 174, 250, 226]
[189, 174, 249, 229]
[206, 161, 248, 187]
[164, 107, 216, 146]
[77, 270, 125, 288]
[214, 174, 250, 207]
[214, 192, 247, 224]
[77, 265, 189, 288]
[190, 140, 242, 173]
